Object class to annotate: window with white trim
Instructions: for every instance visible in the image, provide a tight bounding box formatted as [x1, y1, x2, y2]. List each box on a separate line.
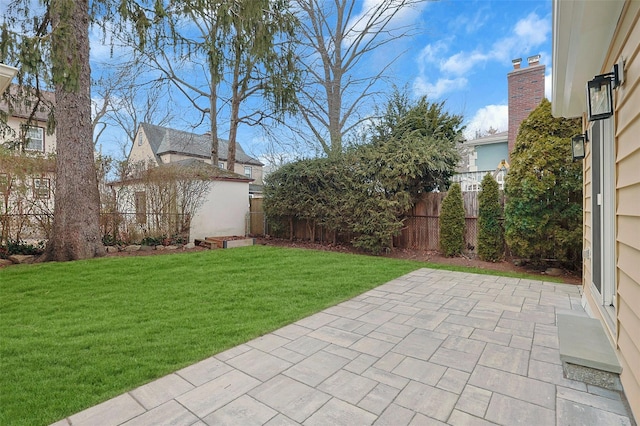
[23, 126, 44, 151]
[244, 166, 252, 178]
[33, 178, 50, 199]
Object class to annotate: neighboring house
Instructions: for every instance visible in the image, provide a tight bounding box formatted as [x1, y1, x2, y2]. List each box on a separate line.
[0, 84, 56, 155]
[129, 123, 264, 195]
[111, 159, 252, 242]
[552, 0, 639, 421]
[0, 84, 56, 242]
[452, 131, 509, 191]
[454, 55, 544, 191]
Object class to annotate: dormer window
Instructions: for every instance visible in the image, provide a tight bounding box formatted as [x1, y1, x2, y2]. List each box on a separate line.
[138, 133, 145, 146]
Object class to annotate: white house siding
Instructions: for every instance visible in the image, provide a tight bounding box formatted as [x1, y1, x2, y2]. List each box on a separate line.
[189, 179, 249, 241]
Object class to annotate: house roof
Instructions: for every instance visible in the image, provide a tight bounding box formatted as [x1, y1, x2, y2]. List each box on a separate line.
[140, 122, 263, 166]
[463, 131, 508, 147]
[169, 158, 253, 182]
[0, 84, 54, 122]
[110, 158, 253, 185]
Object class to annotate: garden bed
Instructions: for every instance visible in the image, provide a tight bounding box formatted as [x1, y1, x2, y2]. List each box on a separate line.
[198, 236, 255, 249]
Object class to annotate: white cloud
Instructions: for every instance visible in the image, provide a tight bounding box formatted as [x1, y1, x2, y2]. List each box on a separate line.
[413, 76, 467, 98]
[413, 12, 551, 100]
[344, 0, 430, 47]
[514, 12, 549, 46]
[448, 7, 489, 34]
[417, 41, 449, 67]
[463, 104, 508, 140]
[441, 50, 489, 76]
[490, 12, 550, 62]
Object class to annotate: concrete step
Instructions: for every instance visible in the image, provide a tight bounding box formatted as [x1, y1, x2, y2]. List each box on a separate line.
[557, 313, 623, 390]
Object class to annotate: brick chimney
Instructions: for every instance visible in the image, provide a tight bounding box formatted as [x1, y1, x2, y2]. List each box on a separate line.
[512, 58, 522, 69]
[507, 54, 545, 157]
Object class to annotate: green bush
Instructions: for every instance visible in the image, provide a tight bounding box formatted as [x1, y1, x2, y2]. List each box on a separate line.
[140, 235, 165, 247]
[478, 173, 504, 261]
[263, 93, 464, 254]
[1, 240, 45, 257]
[439, 183, 465, 257]
[504, 99, 582, 270]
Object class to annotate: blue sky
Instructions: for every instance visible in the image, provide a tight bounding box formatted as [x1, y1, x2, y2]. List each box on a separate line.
[87, 0, 553, 164]
[397, 0, 552, 138]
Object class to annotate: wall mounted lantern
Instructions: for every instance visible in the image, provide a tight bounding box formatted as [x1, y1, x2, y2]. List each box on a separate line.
[572, 132, 588, 161]
[587, 61, 624, 122]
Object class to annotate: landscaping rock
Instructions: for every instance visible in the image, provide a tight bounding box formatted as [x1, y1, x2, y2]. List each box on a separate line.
[8, 255, 36, 264]
[0, 259, 14, 267]
[139, 245, 154, 252]
[184, 242, 196, 249]
[165, 245, 179, 250]
[155, 245, 166, 251]
[124, 245, 141, 252]
[105, 246, 119, 253]
[545, 267, 563, 277]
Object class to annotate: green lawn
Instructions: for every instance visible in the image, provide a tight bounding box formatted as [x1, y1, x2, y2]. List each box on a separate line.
[0, 245, 558, 425]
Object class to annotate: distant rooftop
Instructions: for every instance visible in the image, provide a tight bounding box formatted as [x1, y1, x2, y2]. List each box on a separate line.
[140, 122, 263, 166]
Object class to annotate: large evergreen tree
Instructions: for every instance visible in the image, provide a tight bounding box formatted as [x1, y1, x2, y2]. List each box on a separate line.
[1, 0, 157, 261]
[46, 0, 104, 260]
[504, 99, 582, 269]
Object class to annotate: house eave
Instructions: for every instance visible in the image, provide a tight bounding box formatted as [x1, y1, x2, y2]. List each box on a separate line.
[0, 64, 18, 94]
[551, 0, 625, 118]
[464, 132, 508, 147]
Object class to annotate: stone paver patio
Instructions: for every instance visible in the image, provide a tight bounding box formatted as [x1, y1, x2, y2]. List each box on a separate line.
[52, 268, 635, 425]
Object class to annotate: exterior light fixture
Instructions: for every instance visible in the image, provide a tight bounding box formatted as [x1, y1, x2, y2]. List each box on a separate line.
[587, 61, 623, 122]
[571, 132, 588, 161]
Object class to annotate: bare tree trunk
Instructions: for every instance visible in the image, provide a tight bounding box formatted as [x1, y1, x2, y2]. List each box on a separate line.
[226, 43, 242, 172]
[43, 0, 105, 261]
[210, 82, 219, 166]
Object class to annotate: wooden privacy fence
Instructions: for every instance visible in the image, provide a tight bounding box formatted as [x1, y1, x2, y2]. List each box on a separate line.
[250, 191, 493, 254]
[393, 192, 480, 252]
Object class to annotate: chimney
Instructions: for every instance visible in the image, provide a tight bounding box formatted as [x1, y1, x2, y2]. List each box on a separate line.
[507, 54, 545, 158]
[512, 58, 522, 69]
[528, 54, 541, 66]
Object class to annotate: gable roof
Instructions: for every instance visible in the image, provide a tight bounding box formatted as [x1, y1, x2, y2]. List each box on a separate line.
[140, 122, 263, 166]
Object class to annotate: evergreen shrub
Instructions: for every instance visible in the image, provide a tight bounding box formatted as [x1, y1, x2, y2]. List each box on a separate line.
[478, 173, 504, 261]
[439, 183, 465, 257]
